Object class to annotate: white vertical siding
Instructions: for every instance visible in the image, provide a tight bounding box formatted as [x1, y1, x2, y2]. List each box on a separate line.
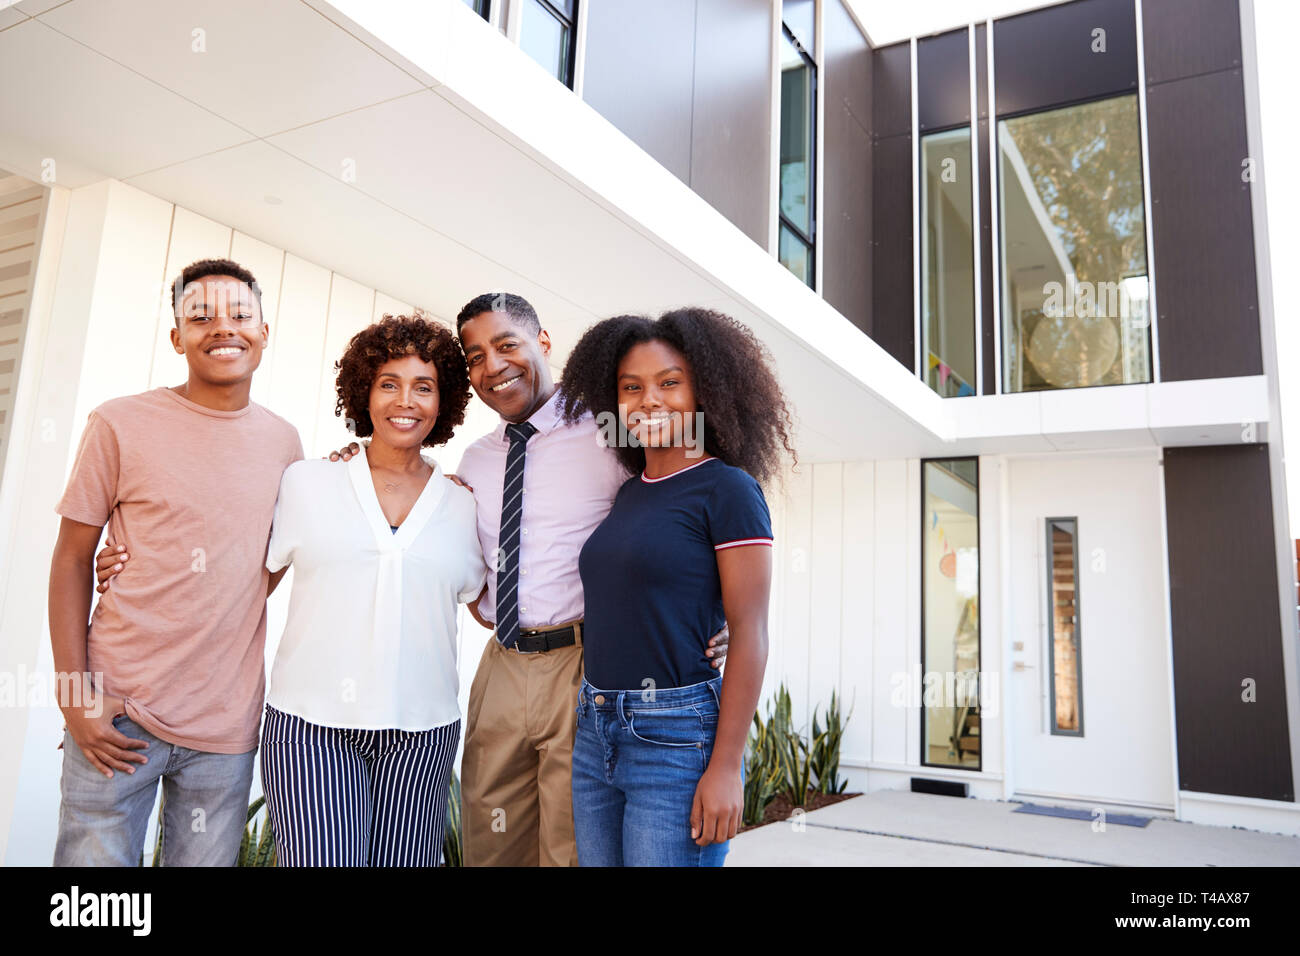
[838, 460, 875, 764]
[871, 459, 912, 767]
[314, 273, 375, 454]
[232, 231, 287, 410]
[765, 455, 1005, 792]
[266, 254, 332, 454]
[807, 463, 844, 724]
[776, 464, 814, 727]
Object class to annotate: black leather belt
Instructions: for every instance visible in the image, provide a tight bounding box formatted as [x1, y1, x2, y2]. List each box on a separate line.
[512, 621, 581, 654]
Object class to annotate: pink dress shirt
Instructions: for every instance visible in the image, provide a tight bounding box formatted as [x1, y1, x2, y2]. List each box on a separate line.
[456, 387, 630, 630]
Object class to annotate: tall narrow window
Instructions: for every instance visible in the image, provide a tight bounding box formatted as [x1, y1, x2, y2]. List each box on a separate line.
[1046, 517, 1083, 735]
[921, 127, 976, 397]
[921, 458, 980, 770]
[997, 94, 1150, 393]
[462, 0, 490, 19]
[778, 24, 816, 287]
[520, 0, 576, 89]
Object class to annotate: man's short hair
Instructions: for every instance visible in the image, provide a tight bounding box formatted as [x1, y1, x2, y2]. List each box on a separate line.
[455, 292, 541, 336]
[172, 258, 263, 327]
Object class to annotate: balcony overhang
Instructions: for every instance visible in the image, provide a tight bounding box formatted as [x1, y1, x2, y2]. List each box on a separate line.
[0, 0, 1270, 462]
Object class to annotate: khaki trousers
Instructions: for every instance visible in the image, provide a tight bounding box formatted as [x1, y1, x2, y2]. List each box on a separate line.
[461, 627, 583, 867]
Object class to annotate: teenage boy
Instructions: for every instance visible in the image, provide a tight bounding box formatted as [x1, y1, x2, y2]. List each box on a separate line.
[333, 293, 726, 867]
[53, 258, 302, 866]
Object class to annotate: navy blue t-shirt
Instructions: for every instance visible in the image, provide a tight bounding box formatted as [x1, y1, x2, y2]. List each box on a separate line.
[578, 456, 773, 690]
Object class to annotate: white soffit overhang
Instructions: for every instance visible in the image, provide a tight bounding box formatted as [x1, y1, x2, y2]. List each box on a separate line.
[0, 0, 1267, 461]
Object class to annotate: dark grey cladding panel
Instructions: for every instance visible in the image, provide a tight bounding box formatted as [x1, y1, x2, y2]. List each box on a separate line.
[1142, 0, 1242, 83]
[993, 0, 1138, 116]
[975, 24, 994, 393]
[872, 133, 914, 371]
[825, 0, 871, 127]
[823, 0, 872, 334]
[1146, 67, 1261, 380]
[1163, 444, 1293, 802]
[917, 28, 970, 132]
[691, 0, 774, 247]
[580, 0, 696, 184]
[873, 42, 912, 139]
[977, 117, 994, 394]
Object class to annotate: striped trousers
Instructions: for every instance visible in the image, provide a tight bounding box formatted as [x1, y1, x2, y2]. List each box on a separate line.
[260, 704, 460, 867]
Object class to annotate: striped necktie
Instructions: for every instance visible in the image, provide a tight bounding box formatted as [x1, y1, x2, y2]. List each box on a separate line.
[495, 420, 537, 649]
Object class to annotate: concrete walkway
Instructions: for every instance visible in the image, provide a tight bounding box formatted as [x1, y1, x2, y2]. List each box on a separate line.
[728, 790, 1300, 866]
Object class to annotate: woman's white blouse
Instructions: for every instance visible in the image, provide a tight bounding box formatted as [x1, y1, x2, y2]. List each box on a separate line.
[265, 446, 487, 731]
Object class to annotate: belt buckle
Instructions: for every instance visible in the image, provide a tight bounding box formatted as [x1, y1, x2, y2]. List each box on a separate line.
[515, 627, 545, 654]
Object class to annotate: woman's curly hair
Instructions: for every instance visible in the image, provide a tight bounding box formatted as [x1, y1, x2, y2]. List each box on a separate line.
[334, 313, 471, 448]
[558, 307, 796, 485]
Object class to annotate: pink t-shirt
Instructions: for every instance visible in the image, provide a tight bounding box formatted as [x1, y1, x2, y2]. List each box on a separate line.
[56, 387, 303, 753]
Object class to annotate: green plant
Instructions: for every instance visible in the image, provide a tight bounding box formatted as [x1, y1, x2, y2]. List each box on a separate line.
[743, 684, 854, 816]
[236, 795, 277, 867]
[743, 708, 786, 825]
[442, 768, 462, 867]
[785, 722, 819, 807]
[810, 690, 853, 795]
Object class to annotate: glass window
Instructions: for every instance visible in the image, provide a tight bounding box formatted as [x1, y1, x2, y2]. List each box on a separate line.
[921, 127, 976, 398]
[462, 0, 490, 19]
[779, 26, 815, 288]
[520, 0, 576, 89]
[1046, 517, 1083, 735]
[997, 94, 1150, 392]
[922, 458, 980, 770]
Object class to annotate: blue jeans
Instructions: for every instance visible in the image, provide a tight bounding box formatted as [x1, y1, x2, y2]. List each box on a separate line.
[53, 715, 255, 867]
[572, 675, 734, 867]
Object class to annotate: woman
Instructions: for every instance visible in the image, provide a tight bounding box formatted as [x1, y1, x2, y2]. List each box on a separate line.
[259, 314, 486, 866]
[558, 306, 795, 866]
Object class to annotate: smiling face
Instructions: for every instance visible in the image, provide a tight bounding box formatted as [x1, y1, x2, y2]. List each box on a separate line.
[170, 275, 268, 385]
[617, 339, 698, 448]
[367, 354, 441, 450]
[458, 309, 554, 423]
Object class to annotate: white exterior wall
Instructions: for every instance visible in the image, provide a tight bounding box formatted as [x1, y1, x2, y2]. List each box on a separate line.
[0, 178, 499, 865]
[764, 457, 1007, 800]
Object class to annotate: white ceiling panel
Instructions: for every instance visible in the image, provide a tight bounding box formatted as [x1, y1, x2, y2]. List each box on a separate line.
[40, 0, 424, 137]
[13, 0, 65, 15]
[0, 20, 250, 182]
[267, 90, 727, 318]
[126, 139, 593, 332]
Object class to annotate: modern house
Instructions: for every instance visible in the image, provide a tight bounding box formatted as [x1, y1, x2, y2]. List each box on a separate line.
[0, 0, 1296, 864]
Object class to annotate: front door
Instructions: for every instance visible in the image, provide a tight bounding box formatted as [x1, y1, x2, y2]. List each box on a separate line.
[1007, 451, 1175, 808]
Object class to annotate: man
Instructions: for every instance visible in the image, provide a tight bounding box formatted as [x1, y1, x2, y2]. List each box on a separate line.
[336, 292, 726, 866]
[58, 258, 302, 865]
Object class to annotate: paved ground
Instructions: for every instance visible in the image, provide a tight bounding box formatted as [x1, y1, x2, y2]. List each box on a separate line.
[728, 790, 1300, 866]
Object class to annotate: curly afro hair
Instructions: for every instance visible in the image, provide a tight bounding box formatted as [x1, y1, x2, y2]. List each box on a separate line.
[334, 313, 471, 448]
[558, 307, 796, 486]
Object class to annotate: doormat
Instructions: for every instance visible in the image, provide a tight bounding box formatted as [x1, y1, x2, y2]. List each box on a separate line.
[1013, 802, 1152, 828]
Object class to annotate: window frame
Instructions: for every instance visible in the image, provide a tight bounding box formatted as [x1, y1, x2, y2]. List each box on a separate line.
[919, 455, 983, 773]
[1045, 515, 1085, 738]
[919, 123, 978, 399]
[778, 21, 817, 288]
[519, 0, 578, 90]
[993, 89, 1154, 395]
